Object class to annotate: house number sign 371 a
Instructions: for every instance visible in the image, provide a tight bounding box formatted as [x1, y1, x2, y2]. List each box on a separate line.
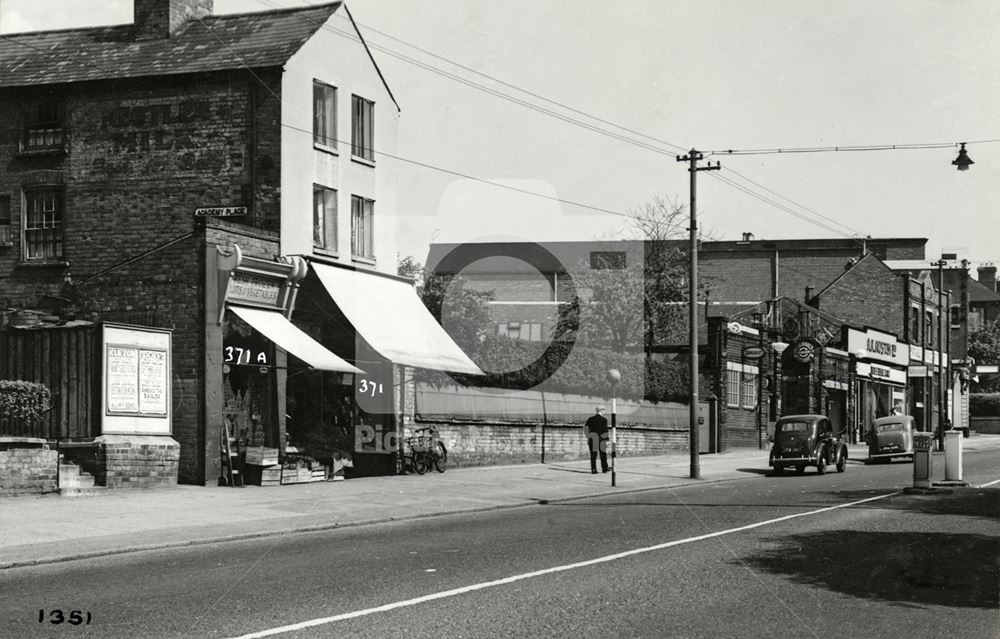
[223, 345, 269, 366]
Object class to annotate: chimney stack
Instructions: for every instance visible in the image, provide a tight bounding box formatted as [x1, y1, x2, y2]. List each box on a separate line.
[134, 0, 213, 40]
[979, 263, 997, 292]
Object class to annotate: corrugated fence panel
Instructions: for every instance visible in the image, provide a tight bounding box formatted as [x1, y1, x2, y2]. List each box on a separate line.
[415, 383, 694, 428]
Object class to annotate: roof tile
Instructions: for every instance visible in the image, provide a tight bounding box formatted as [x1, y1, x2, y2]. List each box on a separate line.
[0, 2, 342, 87]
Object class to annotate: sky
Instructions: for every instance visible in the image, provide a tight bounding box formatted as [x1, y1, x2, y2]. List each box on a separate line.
[2, 0, 998, 273]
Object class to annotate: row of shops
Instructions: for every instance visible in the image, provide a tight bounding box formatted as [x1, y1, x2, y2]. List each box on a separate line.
[709, 298, 954, 450]
[209, 242, 482, 485]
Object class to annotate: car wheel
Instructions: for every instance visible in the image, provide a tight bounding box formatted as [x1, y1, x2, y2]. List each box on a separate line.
[795, 464, 806, 475]
[836, 451, 846, 473]
[774, 464, 784, 475]
[816, 452, 827, 475]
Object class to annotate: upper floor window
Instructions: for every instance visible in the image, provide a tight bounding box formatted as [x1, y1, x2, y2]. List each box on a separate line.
[351, 95, 374, 161]
[497, 322, 543, 341]
[351, 196, 374, 259]
[313, 185, 337, 251]
[590, 251, 626, 269]
[21, 102, 64, 152]
[950, 304, 961, 330]
[22, 188, 64, 261]
[0, 195, 11, 247]
[313, 81, 337, 149]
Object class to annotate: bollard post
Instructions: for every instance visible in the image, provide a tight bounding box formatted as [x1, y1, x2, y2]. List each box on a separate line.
[944, 429, 963, 481]
[912, 431, 933, 489]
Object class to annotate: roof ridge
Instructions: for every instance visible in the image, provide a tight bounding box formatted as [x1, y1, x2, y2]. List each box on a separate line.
[0, 2, 342, 38]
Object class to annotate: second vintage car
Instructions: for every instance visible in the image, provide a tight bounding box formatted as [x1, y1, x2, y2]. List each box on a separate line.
[769, 414, 848, 475]
[866, 414, 916, 463]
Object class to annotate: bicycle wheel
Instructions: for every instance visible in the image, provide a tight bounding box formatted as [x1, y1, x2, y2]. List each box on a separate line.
[411, 450, 428, 475]
[433, 442, 448, 473]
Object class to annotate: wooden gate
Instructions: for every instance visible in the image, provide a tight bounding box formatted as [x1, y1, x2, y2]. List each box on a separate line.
[0, 324, 100, 439]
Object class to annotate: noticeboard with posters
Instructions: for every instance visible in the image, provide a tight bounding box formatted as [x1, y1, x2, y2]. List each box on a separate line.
[102, 324, 172, 435]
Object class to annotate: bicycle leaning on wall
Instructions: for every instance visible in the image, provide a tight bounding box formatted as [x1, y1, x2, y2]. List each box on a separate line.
[405, 426, 448, 474]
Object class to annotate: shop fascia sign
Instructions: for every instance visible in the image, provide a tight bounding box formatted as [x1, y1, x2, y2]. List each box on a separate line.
[846, 328, 909, 367]
[856, 362, 907, 385]
[216, 244, 308, 324]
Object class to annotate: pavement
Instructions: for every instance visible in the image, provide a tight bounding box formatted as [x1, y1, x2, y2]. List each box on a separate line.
[3, 436, 999, 570]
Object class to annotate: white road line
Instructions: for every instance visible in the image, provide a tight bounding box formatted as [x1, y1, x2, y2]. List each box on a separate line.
[226, 492, 899, 639]
[980, 478, 1000, 488]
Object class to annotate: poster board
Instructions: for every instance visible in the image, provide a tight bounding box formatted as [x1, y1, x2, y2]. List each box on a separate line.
[102, 324, 172, 435]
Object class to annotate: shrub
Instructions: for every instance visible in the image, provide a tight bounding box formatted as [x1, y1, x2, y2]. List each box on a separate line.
[0, 380, 52, 421]
[969, 393, 1000, 417]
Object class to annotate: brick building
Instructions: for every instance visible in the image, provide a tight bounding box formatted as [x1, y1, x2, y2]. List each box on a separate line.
[425, 237, 957, 449]
[425, 236, 928, 344]
[0, 0, 477, 487]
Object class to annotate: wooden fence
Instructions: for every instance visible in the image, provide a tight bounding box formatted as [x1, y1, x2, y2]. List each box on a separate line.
[0, 324, 100, 439]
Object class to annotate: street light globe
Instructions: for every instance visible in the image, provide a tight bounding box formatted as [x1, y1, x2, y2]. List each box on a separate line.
[606, 368, 622, 385]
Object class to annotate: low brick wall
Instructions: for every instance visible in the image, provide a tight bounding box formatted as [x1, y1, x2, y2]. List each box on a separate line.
[411, 421, 689, 468]
[62, 435, 180, 488]
[0, 447, 58, 496]
[971, 416, 1000, 435]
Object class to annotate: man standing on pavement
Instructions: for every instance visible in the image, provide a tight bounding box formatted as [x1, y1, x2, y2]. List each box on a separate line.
[585, 405, 610, 474]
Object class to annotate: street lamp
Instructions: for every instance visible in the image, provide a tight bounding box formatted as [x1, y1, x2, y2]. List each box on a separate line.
[951, 143, 974, 171]
[771, 341, 789, 429]
[606, 368, 621, 487]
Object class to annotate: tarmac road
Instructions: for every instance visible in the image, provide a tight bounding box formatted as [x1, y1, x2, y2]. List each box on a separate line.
[2, 447, 997, 639]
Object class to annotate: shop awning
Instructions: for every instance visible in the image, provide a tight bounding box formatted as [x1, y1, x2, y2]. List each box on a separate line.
[228, 305, 363, 374]
[311, 263, 483, 375]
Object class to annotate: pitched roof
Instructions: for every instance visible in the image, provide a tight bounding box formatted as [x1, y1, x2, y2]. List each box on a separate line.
[812, 252, 897, 300]
[968, 277, 1000, 304]
[0, 2, 341, 87]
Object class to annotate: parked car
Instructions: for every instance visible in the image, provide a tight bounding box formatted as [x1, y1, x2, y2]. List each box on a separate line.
[866, 414, 916, 463]
[769, 414, 848, 475]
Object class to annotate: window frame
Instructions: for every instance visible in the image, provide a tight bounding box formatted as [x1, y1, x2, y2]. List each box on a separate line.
[21, 186, 65, 262]
[726, 367, 741, 408]
[0, 195, 11, 247]
[20, 101, 65, 154]
[589, 251, 627, 270]
[740, 366, 759, 409]
[350, 195, 375, 260]
[351, 95, 375, 162]
[313, 80, 337, 150]
[312, 184, 337, 252]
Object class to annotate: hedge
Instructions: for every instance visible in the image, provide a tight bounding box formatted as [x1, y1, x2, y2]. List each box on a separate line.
[418, 335, 689, 403]
[969, 393, 1000, 417]
[0, 380, 52, 421]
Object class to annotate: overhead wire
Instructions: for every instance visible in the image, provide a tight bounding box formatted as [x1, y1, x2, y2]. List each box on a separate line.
[9, 2, 992, 242]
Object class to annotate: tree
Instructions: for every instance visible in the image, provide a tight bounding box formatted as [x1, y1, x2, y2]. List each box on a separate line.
[396, 254, 424, 281]
[969, 320, 1000, 392]
[562, 195, 705, 353]
[396, 255, 494, 355]
[421, 274, 495, 354]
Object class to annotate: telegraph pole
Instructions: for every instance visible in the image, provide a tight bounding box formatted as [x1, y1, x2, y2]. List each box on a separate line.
[677, 149, 720, 479]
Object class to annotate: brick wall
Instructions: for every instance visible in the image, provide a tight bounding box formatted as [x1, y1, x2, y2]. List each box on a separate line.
[63, 435, 179, 488]
[410, 421, 688, 468]
[813, 255, 906, 336]
[0, 447, 58, 496]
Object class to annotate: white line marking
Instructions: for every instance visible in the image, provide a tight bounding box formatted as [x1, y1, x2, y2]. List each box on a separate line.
[980, 478, 1000, 488]
[226, 492, 899, 639]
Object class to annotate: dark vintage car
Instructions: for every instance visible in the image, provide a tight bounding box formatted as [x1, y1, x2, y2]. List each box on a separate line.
[866, 414, 915, 463]
[769, 414, 848, 475]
